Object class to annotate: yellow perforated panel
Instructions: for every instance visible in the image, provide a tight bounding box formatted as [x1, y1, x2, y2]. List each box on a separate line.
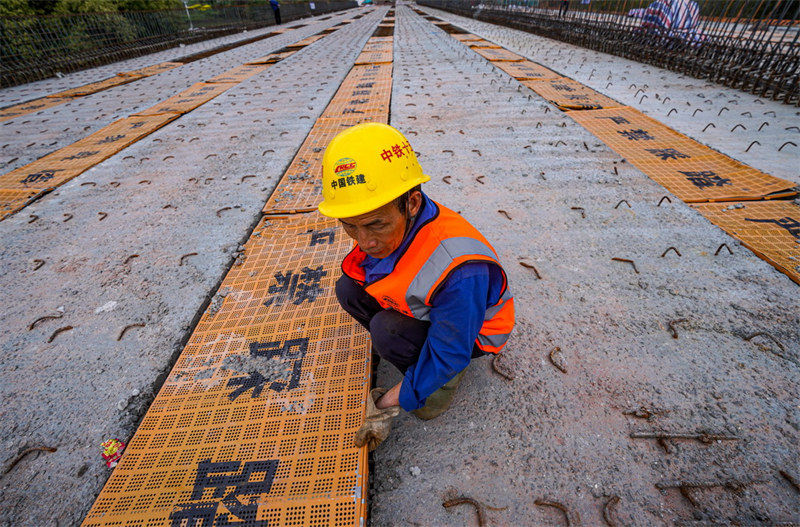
[0, 114, 179, 190]
[468, 40, 501, 49]
[452, 33, 484, 41]
[82, 213, 370, 527]
[0, 189, 45, 220]
[354, 50, 393, 65]
[0, 97, 75, 123]
[120, 62, 183, 78]
[362, 40, 393, 53]
[247, 50, 298, 65]
[472, 47, 525, 62]
[691, 201, 800, 285]
[522, 77, 622, 110]
[569, 107, 796, 202]
[287, 34, 326, 49]
[47, 75, 141, 98]
[135, 82, 236, 115]
[207, 64, 270, 84]
[492, 61, 561, 81]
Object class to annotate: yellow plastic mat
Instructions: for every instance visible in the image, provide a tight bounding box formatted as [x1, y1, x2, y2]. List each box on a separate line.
[47, 75, 142, 98]
[207, 64, 270, 84]
[569, 107, 797, 202]
[472, 47, 525, 62]
[319, 86, 390, 119]
[82, 212, 370, 527]
[0, 114, 179, 190]
[0, 97, 75, 123]
[362, 40, 393, 53]
[119, 61, 183, 78]
[468, 40, 502, 49]
[247, 50, 299, 65]
[522, 77, 622, 110]
[492, 60, 561, 81]
[287, 34, 326, 49]
[691, 201, 800, 285]
[354, 50, 393, 65]
[0, 189, 46, 221]
[452, 33, 485, 41]
[135, 82, 237, 115]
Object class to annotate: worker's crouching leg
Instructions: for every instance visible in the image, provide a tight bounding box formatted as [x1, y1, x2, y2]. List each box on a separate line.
[411, 369, 466, 421]
[335, 275, 382, 331]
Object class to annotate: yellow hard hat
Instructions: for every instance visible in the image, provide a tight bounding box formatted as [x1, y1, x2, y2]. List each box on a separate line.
[318, 122, 430, 218]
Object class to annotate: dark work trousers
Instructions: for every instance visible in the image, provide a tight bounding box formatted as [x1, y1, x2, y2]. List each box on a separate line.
[335, 275, 486, 375]
[559, 0, 569, 17]
[272, 6, 281, 25]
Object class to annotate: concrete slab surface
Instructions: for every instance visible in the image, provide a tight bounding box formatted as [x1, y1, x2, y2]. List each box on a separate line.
[0, 2, 798, 526]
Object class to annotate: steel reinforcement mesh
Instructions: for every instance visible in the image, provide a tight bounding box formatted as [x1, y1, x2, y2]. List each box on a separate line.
[419, 0, 800, 105]
[83, 11, 394, 526]
[82, 213, 370, 526]
[691, 201, 800, 285]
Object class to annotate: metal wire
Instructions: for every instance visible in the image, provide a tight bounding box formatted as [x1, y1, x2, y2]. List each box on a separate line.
[420, 0, 800, 104]
[0, 2, 357, 88]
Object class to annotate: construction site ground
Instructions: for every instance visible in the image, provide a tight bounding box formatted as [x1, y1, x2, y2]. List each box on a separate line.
[1, 3, 798, 526]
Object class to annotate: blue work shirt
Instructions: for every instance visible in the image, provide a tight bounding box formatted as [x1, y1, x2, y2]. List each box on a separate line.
[360, 192, 505, 411]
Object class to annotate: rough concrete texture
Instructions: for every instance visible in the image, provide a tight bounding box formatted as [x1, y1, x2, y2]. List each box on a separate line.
[424, 6, 800, 185]
[0, 8, 386, 526]
[0, 2, 797, 526]
[370, 5, 799, 526]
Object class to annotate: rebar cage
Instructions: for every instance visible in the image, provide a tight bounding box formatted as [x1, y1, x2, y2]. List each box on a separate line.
[419, 0, 800, 104]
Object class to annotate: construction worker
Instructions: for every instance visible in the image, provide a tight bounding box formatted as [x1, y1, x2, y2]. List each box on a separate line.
[318, 123, 514, 449]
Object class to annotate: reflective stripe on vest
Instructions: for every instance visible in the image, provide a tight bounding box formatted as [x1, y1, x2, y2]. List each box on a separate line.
[483, 287, 513, 320]
[406, 236, 499, 320]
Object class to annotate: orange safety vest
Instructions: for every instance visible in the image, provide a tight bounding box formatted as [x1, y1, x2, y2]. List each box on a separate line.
[342, 201, 514, 353]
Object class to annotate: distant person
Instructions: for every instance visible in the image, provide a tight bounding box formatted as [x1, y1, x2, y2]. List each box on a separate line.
[318, 123, 515, 449]
[641, 0, 701, 39]
[270, 0, 281, 25]
[559, 0, 569, 17]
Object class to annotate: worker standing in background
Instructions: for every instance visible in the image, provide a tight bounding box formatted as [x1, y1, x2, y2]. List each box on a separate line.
[270, 0, 281, 25]
[559, 0, 569, 17]
[318, 123, 515, 450]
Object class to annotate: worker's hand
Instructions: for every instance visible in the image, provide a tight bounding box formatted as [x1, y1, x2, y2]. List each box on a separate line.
[354, 388, 401, 451]
[376, 382, 401, 409]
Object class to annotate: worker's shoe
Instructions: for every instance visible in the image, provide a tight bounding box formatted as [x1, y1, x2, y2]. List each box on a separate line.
[412, 369, 466, 421]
